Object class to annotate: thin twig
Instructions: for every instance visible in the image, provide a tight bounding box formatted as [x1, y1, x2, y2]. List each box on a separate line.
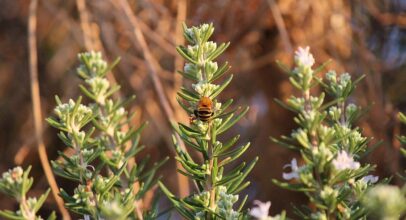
[28, 0, 71, 219]
[267, 0, 293, 53]
[112, 0, 190, 198]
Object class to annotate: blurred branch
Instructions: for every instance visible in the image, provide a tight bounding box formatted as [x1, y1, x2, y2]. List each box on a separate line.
[28, 0, 71, 219]
[365, 1, 406, 27]
[76, 0, 94, 50]
[112, 0, 190, 198]
[267, 0, 293, 53]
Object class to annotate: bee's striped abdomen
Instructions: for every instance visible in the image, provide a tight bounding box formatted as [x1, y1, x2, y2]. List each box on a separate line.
[195, 107, 214, 122]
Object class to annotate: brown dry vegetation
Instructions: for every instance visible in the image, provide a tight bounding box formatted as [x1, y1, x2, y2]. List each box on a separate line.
[0, 0, 405, 218]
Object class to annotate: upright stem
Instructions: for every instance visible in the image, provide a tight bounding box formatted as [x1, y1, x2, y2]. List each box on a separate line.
[72, 138, 86, 184]
[73, 137, 92, 219]
[338, 102, 346, 126]
[205, 124, 216, 219]
[304, 90, 310, 111]
[197, 40, 216, 215]
[209, 159, 216, 210]
[20, 194, 35, 220]
[303, 89, 324, 210]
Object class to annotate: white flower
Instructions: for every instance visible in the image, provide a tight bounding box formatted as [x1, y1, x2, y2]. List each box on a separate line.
[326, 71, 337, 82]
[339, 73, 351, 86]
[250, 200, 271, 220]
[332, 150, 360, 171]
[345, 103, 357, 116]
[2, 167, 24, 184]
[283, 158, 300, 180]
[294, 46, 315, 68]
[361, 175, 379, 184]
[192, 82, 219, 97]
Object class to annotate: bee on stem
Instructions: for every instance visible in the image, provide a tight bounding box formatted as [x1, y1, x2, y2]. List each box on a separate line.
[190, 96, 214, 123]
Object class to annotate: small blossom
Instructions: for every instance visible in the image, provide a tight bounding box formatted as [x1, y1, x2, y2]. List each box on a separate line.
[250, 200, 271, 220]
[339, 73, 351, 86]
[205, 61, 218, 79]
[328, 106, 341, 121]
[214, 101, 222, 112]
[283, 158, 301, 180]
[116, 107, 125, 117]
[203, 42, 217, 56]
[361, 175, 379, 184]
[320, 186, 338, 204]
[54, 100, 92, 133]
[77, 51, 108, 77]
[192, 82, 219, 97]
[213, 118, 222, 127]
[294, 46, 315, 68]
[2, 166, 24, 184]
[326, 71, 337, 82]
[195, 120, 209, 133]
[332, 151, 360, 171]
[217, 186, 239, 218]
[100, 200, 123, 217]
[184, 23, 211, 44]
[10, 167, 23, 183]
[345, 103, 358, 120]
[184, 63, 202, 80]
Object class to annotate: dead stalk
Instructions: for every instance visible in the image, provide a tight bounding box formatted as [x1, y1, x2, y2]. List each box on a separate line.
[113, 0, 190, 198]
[28, 0, 71, 219]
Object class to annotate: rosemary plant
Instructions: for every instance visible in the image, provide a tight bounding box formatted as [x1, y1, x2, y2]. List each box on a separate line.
[272, 47, 379, 219]
[47, 52, 166, 219]
[158, 23, 258, 219]
[0, 166, 55, 220]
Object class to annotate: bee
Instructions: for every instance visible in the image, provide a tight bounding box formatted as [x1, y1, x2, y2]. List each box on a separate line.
[85, 179, 93, 192]
[191, 96, 214, 123]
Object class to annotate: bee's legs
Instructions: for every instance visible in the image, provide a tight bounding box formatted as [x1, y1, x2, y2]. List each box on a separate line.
[189, 115, 197, 124]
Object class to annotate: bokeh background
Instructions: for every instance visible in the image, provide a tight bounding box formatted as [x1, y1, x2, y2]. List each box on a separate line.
[0, 0, 405, 218]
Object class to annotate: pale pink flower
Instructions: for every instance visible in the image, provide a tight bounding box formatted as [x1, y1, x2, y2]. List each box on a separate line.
[283, 158, 300, 180]
[294, 46, 315, 68]
[250, 200, 271, 219]
[361, 175, 379, 184]
[332, 150, 360, 171]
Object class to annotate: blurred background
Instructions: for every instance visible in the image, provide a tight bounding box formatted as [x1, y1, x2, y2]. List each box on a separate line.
[0, 0, 405, 218]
